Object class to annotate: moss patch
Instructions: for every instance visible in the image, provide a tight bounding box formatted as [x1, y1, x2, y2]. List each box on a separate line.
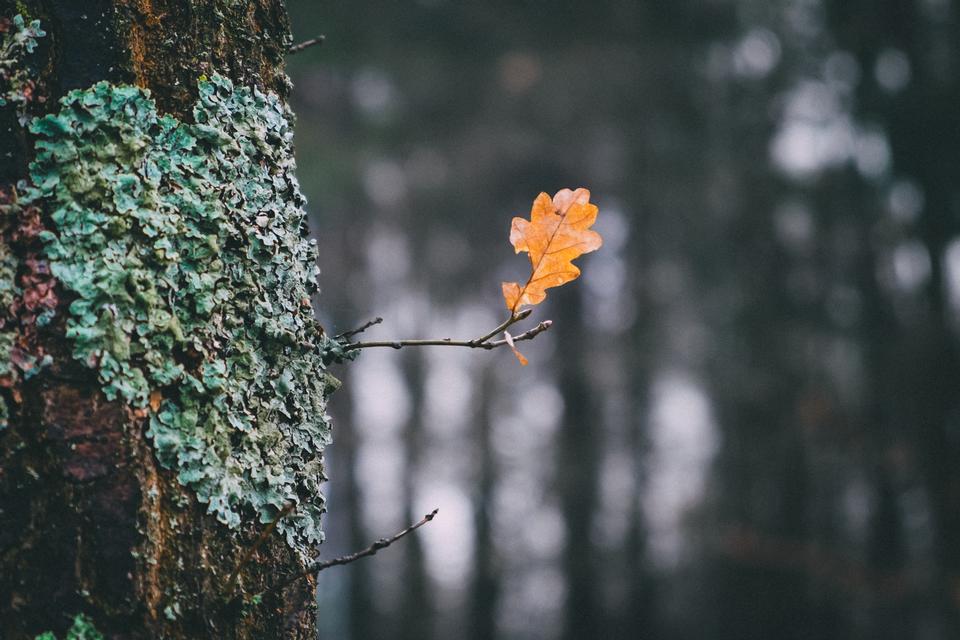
[26, 75, 334, 555]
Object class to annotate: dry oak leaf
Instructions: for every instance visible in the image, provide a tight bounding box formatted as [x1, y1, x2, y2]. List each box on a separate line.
[502, 187, 603, 313]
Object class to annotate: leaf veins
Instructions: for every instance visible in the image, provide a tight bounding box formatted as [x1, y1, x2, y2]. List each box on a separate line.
[502, 187, 603, 313]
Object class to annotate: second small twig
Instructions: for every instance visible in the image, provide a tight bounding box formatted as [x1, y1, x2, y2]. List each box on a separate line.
[274, 508, 439, 591]
[288, 35, 325, 54]
[336, 316, 383, 340]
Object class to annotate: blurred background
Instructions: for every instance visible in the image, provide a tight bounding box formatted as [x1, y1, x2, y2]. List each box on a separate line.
[285, 1, 960, 639]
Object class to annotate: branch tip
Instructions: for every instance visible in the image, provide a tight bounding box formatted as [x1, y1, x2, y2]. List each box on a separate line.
[288, 35, 325, 54]
[336, 316, 383, 340]
[272, 507, 440, 592]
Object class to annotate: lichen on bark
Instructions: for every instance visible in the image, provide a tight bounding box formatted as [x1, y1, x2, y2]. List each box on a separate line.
[34, 613, 104, 640]
[1, 13, 48, 430]
[0, 13, 45, 123]
[25, 74, 334, 556]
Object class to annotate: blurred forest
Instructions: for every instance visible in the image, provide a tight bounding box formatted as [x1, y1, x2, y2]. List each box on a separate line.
[285, 1, 960, 639]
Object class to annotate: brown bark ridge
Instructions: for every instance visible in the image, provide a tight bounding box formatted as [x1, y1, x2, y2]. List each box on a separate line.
[0, 1, 319, 637]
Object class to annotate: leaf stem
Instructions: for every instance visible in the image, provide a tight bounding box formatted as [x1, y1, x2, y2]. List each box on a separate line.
[343, 309, 552, 353]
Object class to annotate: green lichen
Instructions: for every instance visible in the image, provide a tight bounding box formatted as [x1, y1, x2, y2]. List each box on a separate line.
[26, 75, 334, 555]
[34, 613, 103, 640]
[0, 14, 45, 124]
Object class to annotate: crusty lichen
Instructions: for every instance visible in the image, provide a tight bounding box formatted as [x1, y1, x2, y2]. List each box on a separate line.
[26, 74, 334, 555]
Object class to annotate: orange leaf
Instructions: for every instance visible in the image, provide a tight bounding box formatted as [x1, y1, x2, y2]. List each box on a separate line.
[501, 188, 602, 313]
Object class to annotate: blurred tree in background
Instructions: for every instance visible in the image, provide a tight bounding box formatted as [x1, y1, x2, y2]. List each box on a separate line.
[286, 1, 960, 638]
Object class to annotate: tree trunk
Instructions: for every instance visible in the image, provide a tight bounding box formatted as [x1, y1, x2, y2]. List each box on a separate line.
[1, 1, 328, 637]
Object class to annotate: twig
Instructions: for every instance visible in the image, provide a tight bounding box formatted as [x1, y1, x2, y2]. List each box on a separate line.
[274, 509, 439, 591]
[288, 35, 325, 54]
[486, 320, 552, 347]
[225, 502, 296, 596]
[335, 316, 383, 340]
[469, 308, 532, 345]
[344, 309, 552, 353]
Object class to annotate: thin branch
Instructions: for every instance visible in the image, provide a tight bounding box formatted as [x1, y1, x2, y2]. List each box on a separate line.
[274, 509, 439, 591]
[335, 316, 383, 340]
[225, 502, 296, 596]
[288, 35, 325, 54]
[344, 309, 549, 353]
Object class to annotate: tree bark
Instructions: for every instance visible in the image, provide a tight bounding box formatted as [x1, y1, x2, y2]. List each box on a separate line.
[0, 1, 321, 638]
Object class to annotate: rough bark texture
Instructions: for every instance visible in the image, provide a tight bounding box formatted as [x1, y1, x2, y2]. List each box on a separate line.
[0, 1, 318, 638]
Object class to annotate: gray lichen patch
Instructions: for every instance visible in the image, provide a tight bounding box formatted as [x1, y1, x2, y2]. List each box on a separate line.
[26, 74, 334, 555]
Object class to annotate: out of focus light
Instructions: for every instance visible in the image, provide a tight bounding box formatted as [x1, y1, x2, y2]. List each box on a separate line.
[774, 200, 815, 252]
[424, 357, 473, 434]
[351, 67, 397, 120]
[943, 237, 960, 319]
[823, 51, 861, 88]
[733, 28, 781, 78]
[418, 484, 475, 587]
[771, 80, 891, 180]
[887, 179, 925, 224]
[770, 81, 855, 178]
[355, 435, 407, 532]
[499, 567, 565, 640]
[366, 225, 411, 284]
[891, 239, 931, 292]
[644, 371, 719, 569]
[352, 351, 412, 437]
[363, 158, 408, 208]
[784, 0, 825, 38]
[875, 48, 912, 93]
[493, 382, 564, 460]
[854, 128, 892, 178]
[596, 450, 635, 547]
